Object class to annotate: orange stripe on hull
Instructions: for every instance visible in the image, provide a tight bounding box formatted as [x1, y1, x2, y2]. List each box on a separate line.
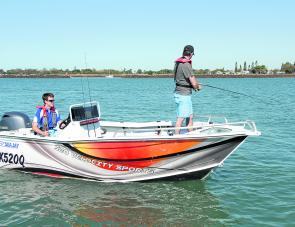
[72, 139, 202, 160]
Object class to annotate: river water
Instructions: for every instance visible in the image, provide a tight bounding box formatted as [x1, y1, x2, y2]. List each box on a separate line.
[0, 77, 294, 226]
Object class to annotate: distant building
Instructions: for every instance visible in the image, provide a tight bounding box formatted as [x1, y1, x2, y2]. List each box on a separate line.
[276, 71, 285, 74]
[225, 70, 234, 75]
[241, 70, 250, 74]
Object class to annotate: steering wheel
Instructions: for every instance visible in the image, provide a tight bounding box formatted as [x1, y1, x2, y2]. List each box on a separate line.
[59, 115, 71, 129]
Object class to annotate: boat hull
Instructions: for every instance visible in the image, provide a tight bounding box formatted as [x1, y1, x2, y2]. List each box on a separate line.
[0, 135, 247, 182]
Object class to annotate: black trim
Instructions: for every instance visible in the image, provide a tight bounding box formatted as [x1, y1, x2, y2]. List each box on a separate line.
[176, 82, 193, 88]
[15, 167, 214, 182]
[174, 61, 180, 81]
[63, 136, 247, 162]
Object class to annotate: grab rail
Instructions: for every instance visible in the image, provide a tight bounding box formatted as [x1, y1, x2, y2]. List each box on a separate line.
[195, 115, 228, 124]
[107, 120, 259, 136]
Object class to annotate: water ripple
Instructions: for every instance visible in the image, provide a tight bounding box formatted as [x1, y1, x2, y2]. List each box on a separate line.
[0, 78, 294, 226]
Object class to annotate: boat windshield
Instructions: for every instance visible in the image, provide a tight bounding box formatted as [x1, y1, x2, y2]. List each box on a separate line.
[71, 104, 99, 121]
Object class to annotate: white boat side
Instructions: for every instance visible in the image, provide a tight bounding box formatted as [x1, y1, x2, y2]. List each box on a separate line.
[0, 101, 260, 182]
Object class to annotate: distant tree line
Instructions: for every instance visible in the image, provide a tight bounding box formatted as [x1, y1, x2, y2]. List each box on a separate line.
[281, 62, 295, 74]
[233, 61, 295, 74]
[0, 68, 175, 76]
[234, 60, 268, 74]
[0, 61, 294, 76]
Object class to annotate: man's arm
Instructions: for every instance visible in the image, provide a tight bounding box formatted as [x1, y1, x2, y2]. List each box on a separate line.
[183, 63, 201, 91]
[55, 110, 66, 129]
[32, 122, 48, 136]
[189, 76, 201, 91]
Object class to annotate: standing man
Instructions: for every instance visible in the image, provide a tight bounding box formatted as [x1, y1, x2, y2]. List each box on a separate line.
[32, 93, 62, 136]
[174, 45, 201, 134]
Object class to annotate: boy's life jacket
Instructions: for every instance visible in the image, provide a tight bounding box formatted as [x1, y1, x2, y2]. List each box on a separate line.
[36, 105, 57, 131]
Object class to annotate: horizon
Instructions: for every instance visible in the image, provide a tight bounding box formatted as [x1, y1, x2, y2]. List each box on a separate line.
[0, 0, 294, 71]
[0, 60, 293, 73]
[0, 58, 292, 73]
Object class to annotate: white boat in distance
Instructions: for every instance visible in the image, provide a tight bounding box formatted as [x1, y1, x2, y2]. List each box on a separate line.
[0, 101, 260, 182]
[105, 69, 114, 78]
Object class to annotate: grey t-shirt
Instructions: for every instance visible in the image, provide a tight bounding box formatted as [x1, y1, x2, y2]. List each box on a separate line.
[174, 62, 193, 95]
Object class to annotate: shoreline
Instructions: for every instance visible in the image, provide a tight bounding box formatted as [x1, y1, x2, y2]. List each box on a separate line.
[0, 73, 294, 78]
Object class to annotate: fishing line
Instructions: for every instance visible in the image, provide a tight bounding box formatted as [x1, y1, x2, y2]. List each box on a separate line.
[81, 54, 90, 137]
[84, 53, 92, 103]
[80, 74, 87, 109]
[200, 83, 275, 105]
[84, 53, 96, 137]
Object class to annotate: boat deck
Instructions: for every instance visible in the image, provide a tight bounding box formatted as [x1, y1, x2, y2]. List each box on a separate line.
[0, 119, 260, 142]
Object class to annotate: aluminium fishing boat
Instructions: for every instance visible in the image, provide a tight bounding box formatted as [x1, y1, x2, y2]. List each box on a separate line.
[0, 101, 260, 182]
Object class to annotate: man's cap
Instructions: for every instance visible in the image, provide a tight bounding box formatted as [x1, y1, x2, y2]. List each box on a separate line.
[183, 45, 194, 55]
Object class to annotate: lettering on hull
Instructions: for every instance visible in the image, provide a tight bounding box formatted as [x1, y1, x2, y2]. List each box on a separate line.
[0, 141, 19, 149]
[0, 152, 25, 167]
[55, 145, 155, 174]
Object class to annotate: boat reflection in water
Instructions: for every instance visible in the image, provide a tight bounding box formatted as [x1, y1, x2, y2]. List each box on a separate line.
[0, 169, 231, 225]
[71, 181, 230, 226]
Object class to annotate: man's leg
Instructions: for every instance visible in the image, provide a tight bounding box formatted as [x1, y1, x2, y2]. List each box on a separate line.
[186, 114, 194, 131]
[175, 117, 184, 134]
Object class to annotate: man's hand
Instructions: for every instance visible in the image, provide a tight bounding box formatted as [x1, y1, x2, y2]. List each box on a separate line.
[189, 76, 201, 91]
[32, 122, 48, 137]
[195, 84, 202, 91]
[42, 131, 49, 137]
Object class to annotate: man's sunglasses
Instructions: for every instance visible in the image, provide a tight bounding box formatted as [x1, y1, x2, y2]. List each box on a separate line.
[47, 99, 55, 102]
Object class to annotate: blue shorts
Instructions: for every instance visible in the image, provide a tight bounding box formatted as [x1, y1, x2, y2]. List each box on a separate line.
[174, 93, 193, 118]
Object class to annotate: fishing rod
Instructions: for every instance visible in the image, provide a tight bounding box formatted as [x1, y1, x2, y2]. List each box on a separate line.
[200, 83, 274, 105]
[80, 53, 90, 137]
[84, 53, 97, 137]
[84, 53, 96, 137]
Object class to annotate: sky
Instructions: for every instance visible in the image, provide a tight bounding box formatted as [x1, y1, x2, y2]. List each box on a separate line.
[0, 0, 294, 71]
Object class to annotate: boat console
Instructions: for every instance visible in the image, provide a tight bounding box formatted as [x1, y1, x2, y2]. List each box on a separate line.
[57, 101, 102, 139]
